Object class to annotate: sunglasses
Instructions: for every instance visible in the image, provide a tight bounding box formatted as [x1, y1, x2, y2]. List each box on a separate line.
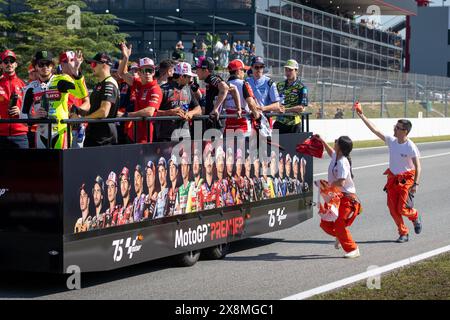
[253, 65, 264, 70]
[37, 61, 53, 68]
[90, 61, 107, 69]
[140, 68, 155, 74]
[394, 125, 407, 131]
[2, 58, 16, 65]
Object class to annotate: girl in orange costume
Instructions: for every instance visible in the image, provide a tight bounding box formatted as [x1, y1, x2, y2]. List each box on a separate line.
[315, 135, 362, 258]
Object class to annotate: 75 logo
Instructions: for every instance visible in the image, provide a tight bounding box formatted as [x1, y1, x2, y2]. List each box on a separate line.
[112, 236, 142, 262]
[268, 207, 287, 228]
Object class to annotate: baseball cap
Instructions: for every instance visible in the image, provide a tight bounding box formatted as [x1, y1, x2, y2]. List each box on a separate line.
[1, 50, 16, 61]
[88, 52, 113, 66]
[79, 183, 88, 194]
[59, 51, 75, 64]
[204, 143, 214, 157]
[286, 154, 292, 162]
[94, 175, 104, 192]
[120, 167, 130, 180]
[193, 148, 201, 162]
[158, 157, 167, 169]
[146, 160, 155, 172]
[195, 56, 215, 71]
[129, 62, 139, 70]
[293, 155, 299, 164]
[181, 152, 189, 164]
[228, 59, 250, 72]
[107, 171, 118, 185]
[216, 146, 225, 159]
[251, 56, 265, 66]
[169, 154, 179, 167]
[111, 60, 120, 72]
[279, 152, 284, 162]
[34, 51, 54, 63]
[284, 59, 299, 70]
[135, 164, 144, 176]
[226, 147, 234, 158]
[236, 149, 243, 160]
[174, 62, 198, 77]
[139, 57, 155, 68]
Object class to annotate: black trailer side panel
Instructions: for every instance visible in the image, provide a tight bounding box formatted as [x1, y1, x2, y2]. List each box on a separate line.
[0, 150, 63, 272]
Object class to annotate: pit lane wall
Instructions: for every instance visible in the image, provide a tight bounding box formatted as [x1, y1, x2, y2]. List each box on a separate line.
[309, 118, 450, 143]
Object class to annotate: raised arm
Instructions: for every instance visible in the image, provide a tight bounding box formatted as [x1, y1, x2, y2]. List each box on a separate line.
[314, 134, 334, 158]
[118, 43, 135, 87]
[354, 103, 385, 142]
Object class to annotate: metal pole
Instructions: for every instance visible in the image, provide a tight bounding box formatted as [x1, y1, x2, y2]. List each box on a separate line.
[380, 86, 385, 118]
[321, 81, 325, 119]
[404, 86, 408, 118]
[352, 85, 356, 118]
[445, 90, 448, 117]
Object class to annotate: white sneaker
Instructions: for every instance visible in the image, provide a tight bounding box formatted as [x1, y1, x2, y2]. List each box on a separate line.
[344, 247, 360, 259]
[334, 238, 341, 250]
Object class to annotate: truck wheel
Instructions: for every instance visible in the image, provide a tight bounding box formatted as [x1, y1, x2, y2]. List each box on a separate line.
[202, 243, 230, 260]
[174, 250, 201, 267]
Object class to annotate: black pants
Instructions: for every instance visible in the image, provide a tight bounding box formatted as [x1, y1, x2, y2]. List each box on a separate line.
[0, 135, 29, 149]
[273, 122, 302, 134]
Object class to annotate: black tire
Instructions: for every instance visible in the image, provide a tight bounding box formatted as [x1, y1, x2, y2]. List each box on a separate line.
[173, 250, 201, 267]
[202, 243, 230, 260]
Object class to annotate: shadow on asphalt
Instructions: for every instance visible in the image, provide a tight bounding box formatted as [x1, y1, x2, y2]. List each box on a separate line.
[0, 236, 350, 299]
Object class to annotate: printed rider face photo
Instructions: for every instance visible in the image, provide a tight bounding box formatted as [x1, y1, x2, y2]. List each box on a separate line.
[216, 146, 225, 180]
[285, 154, 292, 178]
[92, 175, 104, 215]
[120, 167, 131, 204]
[279, 153, 285, 178]
[226, 148, 234, 177]
[146, 161, 156, 194]
[134, 165, 144, 197]
[181, 152, 191, 184]
[192, 149, 202, 181]
[169, 155, 179, 188]
[293, 156, 299, 179]
[79, 183, 90, 220]
[106, 171, 118, 210]
[270, 152, 278, 177]
[158, 158, 168, 190]
[253, 156, 260, 178]
[245, 154, 252, 178]
[235, 149, 243, 177]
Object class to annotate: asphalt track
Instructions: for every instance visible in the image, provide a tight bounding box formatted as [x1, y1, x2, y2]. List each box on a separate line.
[1, 141, 449, 300]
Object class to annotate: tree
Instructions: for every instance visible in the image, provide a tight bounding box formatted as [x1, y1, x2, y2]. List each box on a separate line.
[9, 0, 128, 82]
[0, 0, 14, 51]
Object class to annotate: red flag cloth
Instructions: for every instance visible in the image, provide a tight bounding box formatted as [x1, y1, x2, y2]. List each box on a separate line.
[296, 136, 324, 158]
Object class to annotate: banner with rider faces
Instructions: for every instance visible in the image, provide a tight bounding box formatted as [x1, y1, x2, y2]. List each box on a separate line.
[64, 133, 313, 235]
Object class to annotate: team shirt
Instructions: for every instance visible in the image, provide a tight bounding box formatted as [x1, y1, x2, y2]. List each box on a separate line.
[186, 178, 203, 213]
[157, 81, 199, 141]
[167, 186, 178, 217]
[144, 191, 158, 219]
[130, 78, 162, 143]
[327, 152, 356, 194]
[132, 193, 146, 222]
[85, 76, 120, 146]
[117, 202, 133, 226]
[385, 135, 420, 175]
[198, 179, 220, 211]
[175, 182, 191, 215]
[276, 78, 308, 126]
[223, 76, 255, 134]
[154, 187, 169, 219]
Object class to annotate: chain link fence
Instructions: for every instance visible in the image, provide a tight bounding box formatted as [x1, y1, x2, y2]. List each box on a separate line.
[268, 65, 450, 119]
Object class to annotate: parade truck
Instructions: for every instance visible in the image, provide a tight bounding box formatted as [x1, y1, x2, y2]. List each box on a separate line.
[0, 114, 314, 273]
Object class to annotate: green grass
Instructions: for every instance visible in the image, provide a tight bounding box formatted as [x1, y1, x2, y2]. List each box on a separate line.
[309, 102, 449, 119]
[312, 253, 450, 300]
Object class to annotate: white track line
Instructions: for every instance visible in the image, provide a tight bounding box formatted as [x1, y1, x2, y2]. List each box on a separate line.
[314, 151, 450, 177]
[282, 244, 450, 300]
